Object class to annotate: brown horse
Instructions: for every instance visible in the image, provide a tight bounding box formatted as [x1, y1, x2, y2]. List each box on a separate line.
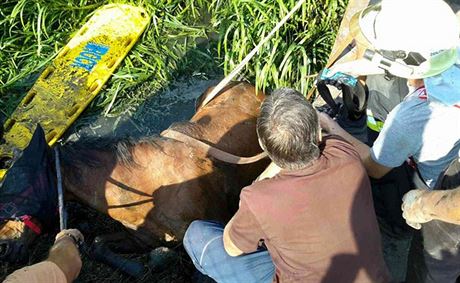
[62, 81, 267, 245]
[0, 82, 268, 270]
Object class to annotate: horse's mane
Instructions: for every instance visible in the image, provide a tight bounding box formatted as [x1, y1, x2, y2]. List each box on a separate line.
[60, 134, 161, 169]
[61, 81, 244, 174]
[61, 121, 203, 170]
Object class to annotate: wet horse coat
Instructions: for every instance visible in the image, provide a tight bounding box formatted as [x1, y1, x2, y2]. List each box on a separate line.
[61, 82, 268, 246]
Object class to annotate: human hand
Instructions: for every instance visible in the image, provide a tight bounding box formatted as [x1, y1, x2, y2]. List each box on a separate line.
[401, 189, 432, 229]
[317, 111, 342, 135]
[48, 229, 84, 282]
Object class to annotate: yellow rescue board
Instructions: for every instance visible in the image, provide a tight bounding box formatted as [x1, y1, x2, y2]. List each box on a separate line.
[0, 4, 150, 180]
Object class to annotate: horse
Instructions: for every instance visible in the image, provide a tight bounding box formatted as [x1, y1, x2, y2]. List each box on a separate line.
[0, 82, 269, 274]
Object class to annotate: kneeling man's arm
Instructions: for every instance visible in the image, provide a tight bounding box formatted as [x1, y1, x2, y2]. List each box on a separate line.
[223, 196, 264, 257]
[223, 217, 244, 257]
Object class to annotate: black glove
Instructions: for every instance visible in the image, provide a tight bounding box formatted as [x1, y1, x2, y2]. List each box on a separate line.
[316, 102, 342, 118]
[315, 70, 340, 117]
[316, 69, 368, 121]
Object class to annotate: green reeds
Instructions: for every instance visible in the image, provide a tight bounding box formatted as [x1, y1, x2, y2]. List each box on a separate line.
[213, 0, 346, 94]
[0, 0, 346, 117]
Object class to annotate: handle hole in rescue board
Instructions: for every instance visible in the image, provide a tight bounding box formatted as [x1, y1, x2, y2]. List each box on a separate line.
[60, 47, 70, 58]
[22, 91, 37, 107]
[107, 58, 117, 69]
[4, 119, 16, 132]
[67, 104, 80, 118]
[0, 155, 13, 170]
[124, 38, 133, 47]
[80, 26, 89, 36]
[42, 67, 55, 80]
[89, 80, 101, 93]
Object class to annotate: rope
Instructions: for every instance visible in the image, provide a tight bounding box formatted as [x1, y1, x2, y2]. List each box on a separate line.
[200, 0, 307, 107]
[162, 129, 268, 164]
[54, 146, 66, 231]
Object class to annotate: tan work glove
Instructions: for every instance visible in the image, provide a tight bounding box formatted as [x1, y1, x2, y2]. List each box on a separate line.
[401, 189, 433, 230]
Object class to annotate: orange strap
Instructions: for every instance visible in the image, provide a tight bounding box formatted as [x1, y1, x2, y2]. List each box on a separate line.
[161, 129, 268, 165]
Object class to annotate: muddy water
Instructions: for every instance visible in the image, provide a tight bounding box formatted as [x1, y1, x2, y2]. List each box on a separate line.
[66, 78, 221, 140]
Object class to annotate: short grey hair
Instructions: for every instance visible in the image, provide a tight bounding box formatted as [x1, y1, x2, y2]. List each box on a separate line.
[257, 88, 320, 170]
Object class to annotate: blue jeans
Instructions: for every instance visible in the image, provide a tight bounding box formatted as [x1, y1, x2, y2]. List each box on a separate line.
[183, 220, 275, 283]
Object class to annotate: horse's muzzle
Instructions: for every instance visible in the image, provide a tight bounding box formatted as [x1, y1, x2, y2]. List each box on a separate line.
[0, 239, 28, 263]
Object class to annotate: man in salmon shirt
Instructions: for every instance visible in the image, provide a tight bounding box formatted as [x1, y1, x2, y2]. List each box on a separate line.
[183, 88, 390, 282]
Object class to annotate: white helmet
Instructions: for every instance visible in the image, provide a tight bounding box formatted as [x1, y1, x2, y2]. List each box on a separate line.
[347, 0, 460, 78]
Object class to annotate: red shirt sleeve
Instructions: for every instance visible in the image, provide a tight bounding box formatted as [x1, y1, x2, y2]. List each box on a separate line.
[322, 134, 361, 160]
[227, 189, 265, 253]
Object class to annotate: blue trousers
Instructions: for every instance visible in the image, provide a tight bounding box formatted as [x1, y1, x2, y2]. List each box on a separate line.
[183, 220, 275, 283]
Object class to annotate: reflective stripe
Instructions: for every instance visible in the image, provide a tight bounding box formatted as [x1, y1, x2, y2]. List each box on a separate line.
[366, 109, 384, 132]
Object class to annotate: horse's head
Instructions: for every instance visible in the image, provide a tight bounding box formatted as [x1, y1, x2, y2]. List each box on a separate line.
[193, 82, 269, 177]
[0, 125, 58, 262]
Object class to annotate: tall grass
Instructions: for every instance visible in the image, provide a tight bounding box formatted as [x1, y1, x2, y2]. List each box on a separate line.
[0, 0, 346, 117]
[213, 0, 346, 94]
[0, 0, 216, 117]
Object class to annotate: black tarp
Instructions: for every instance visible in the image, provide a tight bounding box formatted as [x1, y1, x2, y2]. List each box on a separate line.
[0, 125, 57, 231]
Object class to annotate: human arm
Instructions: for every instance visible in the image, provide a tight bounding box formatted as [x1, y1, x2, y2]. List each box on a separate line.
[4, 229, 83, 283]
[223, 217, 244, 256]
[222, 192, 264, 257]
[402, 188, 460, 229]
[47, 229, 84, 283]
[318, 112, 392, 179]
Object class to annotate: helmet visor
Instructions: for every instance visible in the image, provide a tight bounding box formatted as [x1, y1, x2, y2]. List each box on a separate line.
[349, 4, 380, 51]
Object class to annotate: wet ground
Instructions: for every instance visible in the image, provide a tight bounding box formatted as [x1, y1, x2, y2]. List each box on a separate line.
[67, 78, 221, 140]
